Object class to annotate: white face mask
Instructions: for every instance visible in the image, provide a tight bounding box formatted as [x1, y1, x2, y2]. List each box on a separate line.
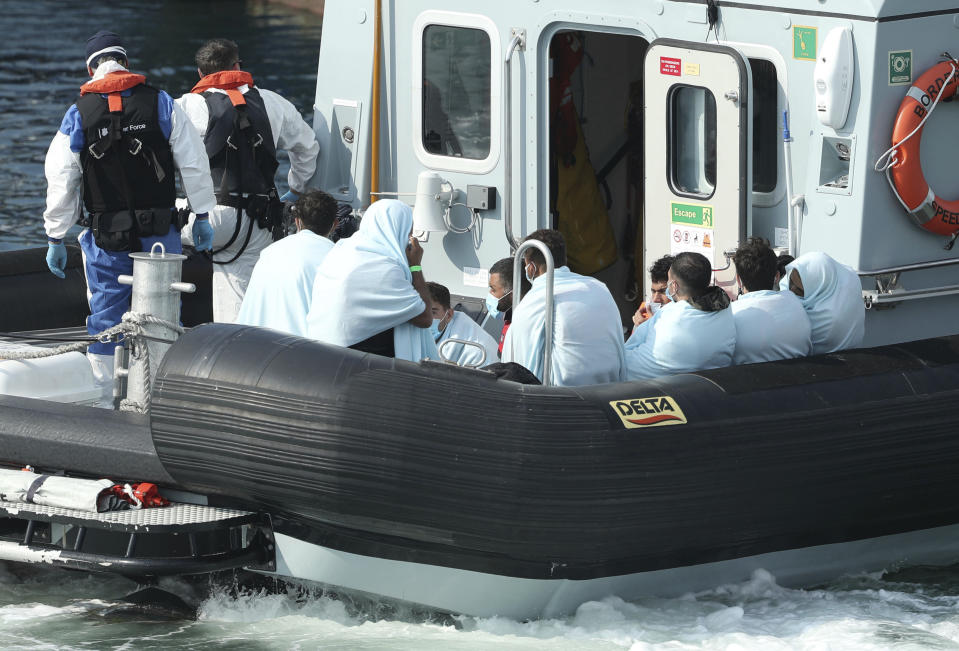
[647, 299, 662, 315]
[525, 263, 537, 283]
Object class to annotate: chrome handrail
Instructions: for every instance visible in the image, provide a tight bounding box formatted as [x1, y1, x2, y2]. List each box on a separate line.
[857, 257, 959, 277]
[438, 338, 487, 368]
[503, 29, 526, 251]
[512, 240, 555, 386]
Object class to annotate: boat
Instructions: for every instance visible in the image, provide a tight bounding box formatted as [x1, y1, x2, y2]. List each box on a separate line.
[3, 0, 959, 619]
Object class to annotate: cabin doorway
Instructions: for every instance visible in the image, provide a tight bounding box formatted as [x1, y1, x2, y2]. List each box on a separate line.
[547, 30, 649, 326]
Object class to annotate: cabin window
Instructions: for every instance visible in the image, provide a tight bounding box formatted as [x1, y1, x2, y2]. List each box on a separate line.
[750, 58, 778, 194]
[421, 25, 491, 160]
[668, 85, 717, 199]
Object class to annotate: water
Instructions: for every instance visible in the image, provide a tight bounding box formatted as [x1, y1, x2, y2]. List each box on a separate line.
[4, 563, 959, 649]
[4, 1, 959, 648]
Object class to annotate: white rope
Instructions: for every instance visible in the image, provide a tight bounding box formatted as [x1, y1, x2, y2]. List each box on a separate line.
[116, 312, 184, 414]
[874, 62, 957, 174]
[0, 311, 184, 415]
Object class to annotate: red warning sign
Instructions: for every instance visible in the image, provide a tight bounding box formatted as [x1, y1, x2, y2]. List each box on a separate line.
[660, 57, 682, 76]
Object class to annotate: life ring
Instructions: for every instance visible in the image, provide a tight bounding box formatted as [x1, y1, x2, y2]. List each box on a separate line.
[888, 60, 959, 235]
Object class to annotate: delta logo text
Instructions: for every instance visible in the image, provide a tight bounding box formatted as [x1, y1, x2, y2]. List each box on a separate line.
[610, 396, 688, 429]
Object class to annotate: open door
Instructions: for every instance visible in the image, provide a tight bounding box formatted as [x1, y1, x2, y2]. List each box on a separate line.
[643, 39, 751, 291]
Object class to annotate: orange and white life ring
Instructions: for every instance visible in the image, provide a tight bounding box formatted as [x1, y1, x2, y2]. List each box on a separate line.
[886, 60, 959, 235]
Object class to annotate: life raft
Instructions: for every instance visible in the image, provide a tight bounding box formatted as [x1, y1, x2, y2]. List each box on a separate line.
[887, 59, 959, 235]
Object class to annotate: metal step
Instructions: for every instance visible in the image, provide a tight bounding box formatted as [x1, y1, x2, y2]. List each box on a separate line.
[0, 499, 256, 533]
[0, 499, 274, 577]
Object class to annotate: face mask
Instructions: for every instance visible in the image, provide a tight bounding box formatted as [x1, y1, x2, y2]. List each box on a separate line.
[525, 263, 536, 283]
[485, 290, 511, 319]
[665, 281, 677, 302]
[429, 318, 442, 341]
[647, 299, 662, 315]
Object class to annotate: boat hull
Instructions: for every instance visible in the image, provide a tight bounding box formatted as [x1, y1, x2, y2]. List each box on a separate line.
[148, 326, 959, 590]
[268, 521, 959, 619]
[6, 323, 959, 616]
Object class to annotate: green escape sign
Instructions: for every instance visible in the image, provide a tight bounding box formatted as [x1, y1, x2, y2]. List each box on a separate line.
[671, 202, 713, 228]
[793, 26, 817, 61]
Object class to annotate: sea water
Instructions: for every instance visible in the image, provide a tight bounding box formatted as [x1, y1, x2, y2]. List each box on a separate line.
[4, 0, 959, 647]
[3, 563, 959, 649]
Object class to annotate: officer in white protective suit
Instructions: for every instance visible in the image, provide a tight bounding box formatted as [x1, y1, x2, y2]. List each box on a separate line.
[235, 190, 339, 336]
[730, 237, 812, 365]
[176, 38, 320, 322]
[426, 281, 500, 367]
[42, 30, 216, 405]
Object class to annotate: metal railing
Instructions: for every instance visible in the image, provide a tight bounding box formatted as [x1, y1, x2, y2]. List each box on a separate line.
[503, 29, 526, 251]
[512, 240, 555, 386]
[438, 338, 488, 368]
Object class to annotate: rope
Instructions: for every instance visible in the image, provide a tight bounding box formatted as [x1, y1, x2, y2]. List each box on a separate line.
[0, 312, 185, 415]
[116, 312, 184, 414]
[874, 60, 958, 174]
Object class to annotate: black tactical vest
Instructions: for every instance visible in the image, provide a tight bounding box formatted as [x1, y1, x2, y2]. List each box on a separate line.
[77, 84, 176, 215]
[202, 88, 278, 200]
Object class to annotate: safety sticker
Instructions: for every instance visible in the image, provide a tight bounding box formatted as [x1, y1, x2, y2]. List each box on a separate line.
[671, 202, 713, 227]
[610, 396, 688, 429]
[793, 26, 817, 61]
[660, 57, 682, 76]
[889, 50, 913, 86]
[463, 266, 488, 288]
[684, 62, 701, 76]
[670, 225, 714, 265]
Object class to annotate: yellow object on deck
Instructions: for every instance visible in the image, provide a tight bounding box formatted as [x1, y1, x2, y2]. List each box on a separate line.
[554, 118, 618, 275]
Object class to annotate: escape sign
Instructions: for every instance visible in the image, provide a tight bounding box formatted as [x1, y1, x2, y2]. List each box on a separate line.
[671, 202, 714, 228]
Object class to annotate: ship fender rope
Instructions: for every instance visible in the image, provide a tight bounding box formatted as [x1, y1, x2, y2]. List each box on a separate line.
[875, 56, 959, 238]
[0, 312, 184, 414]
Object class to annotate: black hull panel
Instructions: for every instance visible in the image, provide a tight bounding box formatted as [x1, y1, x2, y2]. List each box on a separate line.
[149, 324, 959, 581]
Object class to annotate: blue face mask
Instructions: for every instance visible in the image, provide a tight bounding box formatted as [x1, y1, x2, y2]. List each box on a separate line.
[429, 318, 442, 341]
[485, 289, 512, 319]
[665, 281, 677, 302]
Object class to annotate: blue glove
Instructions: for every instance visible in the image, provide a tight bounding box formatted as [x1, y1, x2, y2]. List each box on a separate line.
[280, 190, 299, 203]
[46, 241, 66, 279]
[193, 213, 213, 252]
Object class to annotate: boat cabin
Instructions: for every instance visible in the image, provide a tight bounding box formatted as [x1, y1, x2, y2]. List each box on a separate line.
[312, 0, 959, 348]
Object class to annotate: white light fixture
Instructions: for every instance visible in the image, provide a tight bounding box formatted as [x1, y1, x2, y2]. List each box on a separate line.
[412, 171, 453, 237]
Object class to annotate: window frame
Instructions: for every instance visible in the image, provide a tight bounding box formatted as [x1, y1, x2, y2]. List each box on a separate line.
[666, 83, 718, 202]
[412, 11, 501, 174]
[719, 42, 787, 207]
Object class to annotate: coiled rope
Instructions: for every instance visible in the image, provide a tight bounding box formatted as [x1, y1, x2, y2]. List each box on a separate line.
[0, 312, 185, 414]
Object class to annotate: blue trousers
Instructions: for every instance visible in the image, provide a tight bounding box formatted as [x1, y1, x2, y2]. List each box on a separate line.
[80, 226, 182, 355]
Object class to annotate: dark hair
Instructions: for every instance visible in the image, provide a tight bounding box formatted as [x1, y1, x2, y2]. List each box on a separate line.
[523, 229, 567, 268]
[670, 252, 712, 297]
[426, 281, 451, 310]
[196, 38, 239, 76]
[733, 237, 778, 292]
[490, 257, 514, 290]
[489, 257, 531, 312]
[777, 253, 795, 281]
[649, 254, 674, 284]
[292, 190, 338, 236]
[90, 53, 127, 70]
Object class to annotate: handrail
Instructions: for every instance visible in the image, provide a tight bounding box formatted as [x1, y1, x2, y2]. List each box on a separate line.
[438, 338, 488, 368]
[857, 257, 959, 277]
[503, 30, 526, 251]
[512, 240, 555, 386]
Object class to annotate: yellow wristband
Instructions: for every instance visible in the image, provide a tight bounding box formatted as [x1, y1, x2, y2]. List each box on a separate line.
[409, 265, 423, 272]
